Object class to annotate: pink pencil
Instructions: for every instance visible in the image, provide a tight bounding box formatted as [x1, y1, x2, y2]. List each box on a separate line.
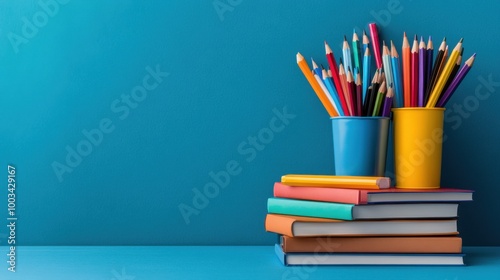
[410, 35, 419, 107]
[368, 23, 383, 69]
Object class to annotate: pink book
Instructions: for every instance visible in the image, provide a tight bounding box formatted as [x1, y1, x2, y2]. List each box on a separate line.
[273, 183, 473, 204]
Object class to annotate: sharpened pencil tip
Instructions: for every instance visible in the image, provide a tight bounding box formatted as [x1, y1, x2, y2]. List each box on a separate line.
[414, 34, 417, 40]
[443, 37, 446, 42]
[472, 53, 476, 57]
[459, 38, 464, 43]
[344, 35, 347, 41]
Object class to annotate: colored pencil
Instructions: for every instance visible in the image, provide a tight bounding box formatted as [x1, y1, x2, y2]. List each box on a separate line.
[368, 23, 383, 69]
[390, 41, 403, 108]
[418, 37, 427, 107]
[442, 47, 463, 94]
[322, 68, 345, 116]
[352, 30, 361, 76]
[314, 71, 339, 115]
[436, 53, 475, 107]
[372, 81, 387, 116]
[425, 38, 446, 102]
[355, 71, 363, 116]
[365, 70, 379, 116]
[410, 35, 419, 107]
[338, 62, 353, 116]
[382, 41, 393, 91]
[325, 41, 349, 115]
[342, 36, 353, 73]
[426, 39, 463, 108]
[296, 53, 337, 117]
[381, 84, 394, 117]
[402, 32, 411, 107]
[425, 36, 434, 97]
[362, 29, 370, 56]
[311, 59, 323, 81]
[347, 67, 357, 116]
[362, 86, 372, 116]
[362, 47, 371, 103]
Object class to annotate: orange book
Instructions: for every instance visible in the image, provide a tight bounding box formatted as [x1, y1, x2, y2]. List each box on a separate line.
[265, 214, 458, 237]
[281, 235, 462, 253]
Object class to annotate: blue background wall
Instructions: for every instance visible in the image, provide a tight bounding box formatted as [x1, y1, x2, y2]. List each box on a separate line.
[0, 0, 498, 246]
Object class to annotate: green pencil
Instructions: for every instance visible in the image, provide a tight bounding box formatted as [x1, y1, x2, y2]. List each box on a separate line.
[372, 81, 387, 116]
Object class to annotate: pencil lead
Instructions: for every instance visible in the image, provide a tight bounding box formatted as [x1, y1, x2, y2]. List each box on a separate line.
[420, 36, 424, 42]
[344, 35, 347, 41]
[443, 37, 446, 42]
[472, 53, 476, 57]
[459, 38, 463, 43]
[414, 34, 417, 40]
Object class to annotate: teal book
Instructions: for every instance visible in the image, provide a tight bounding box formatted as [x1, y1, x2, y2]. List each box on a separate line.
[267, 198, 458, 220]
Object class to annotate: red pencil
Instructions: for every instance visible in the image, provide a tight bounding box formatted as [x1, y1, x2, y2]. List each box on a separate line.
[410, 35, 419, 107]
[325, 41, 349, 116]
[347, 68, 357, 116]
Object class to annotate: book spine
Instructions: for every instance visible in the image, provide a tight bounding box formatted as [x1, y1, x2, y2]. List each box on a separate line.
[274, 183, 362, 204]
[267, 198, 354, 220]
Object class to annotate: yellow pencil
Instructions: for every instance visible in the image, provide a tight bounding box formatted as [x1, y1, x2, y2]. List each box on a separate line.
[426, 39, 463, 108]
[281, 174, 390, 189]
[296, 53, 338, 117]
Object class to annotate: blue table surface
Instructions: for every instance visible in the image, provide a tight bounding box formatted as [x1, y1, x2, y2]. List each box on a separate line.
[0, 246, 499, 280]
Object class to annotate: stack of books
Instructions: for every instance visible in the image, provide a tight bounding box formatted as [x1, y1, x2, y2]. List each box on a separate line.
[265, 174, 473, 265]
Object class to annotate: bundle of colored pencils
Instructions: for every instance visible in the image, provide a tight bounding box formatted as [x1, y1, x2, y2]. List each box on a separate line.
[296, 23, 476, 117]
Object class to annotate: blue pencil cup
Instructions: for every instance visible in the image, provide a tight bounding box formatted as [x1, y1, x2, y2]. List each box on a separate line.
[331, 117, 390, 176]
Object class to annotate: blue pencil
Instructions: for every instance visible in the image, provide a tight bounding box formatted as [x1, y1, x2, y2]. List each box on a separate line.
[322, 69, 345, 116]
[342, 36, 353, 73]
[382, 42, 394, 92]
[311, 58, 323, 79]
[390, 41, 404, 108]
[362, 47, 371, 104]
[362, 30, 370, 56]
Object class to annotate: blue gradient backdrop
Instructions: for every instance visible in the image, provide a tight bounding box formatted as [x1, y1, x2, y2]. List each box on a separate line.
[0, 0, 499, 245]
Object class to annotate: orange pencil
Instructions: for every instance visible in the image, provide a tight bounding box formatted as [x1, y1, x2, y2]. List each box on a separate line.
[402, 32, 411, 107]
[296, 53, 338, 117]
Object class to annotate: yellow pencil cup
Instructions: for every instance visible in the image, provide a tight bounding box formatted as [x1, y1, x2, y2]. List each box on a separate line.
[392, 108, 445, 189]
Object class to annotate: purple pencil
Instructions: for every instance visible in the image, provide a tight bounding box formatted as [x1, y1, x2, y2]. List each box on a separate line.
[436, 54, 476, 107]
[382, 84, 394, 117]
[418, 37, 426, 107]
